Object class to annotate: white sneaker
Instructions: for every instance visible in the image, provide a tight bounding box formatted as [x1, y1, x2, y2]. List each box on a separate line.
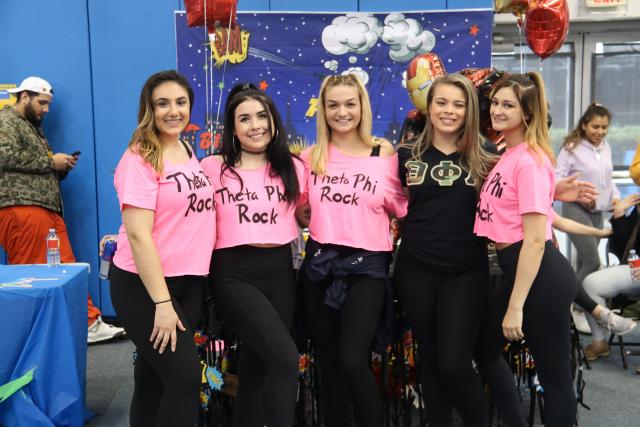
[572, 309, 591, 335]
[88, 317, 126, 344]
[598, 309, 638, 336]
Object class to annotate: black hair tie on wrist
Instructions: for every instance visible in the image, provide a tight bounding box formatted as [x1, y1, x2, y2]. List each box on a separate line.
[154, 299, 171, 305]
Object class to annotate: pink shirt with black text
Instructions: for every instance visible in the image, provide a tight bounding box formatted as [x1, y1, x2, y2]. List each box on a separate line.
[301, 144, 408, 252]
[200, 155, 307, 249]
[474, 142, 554, 243]
[113, 148, 216, 276]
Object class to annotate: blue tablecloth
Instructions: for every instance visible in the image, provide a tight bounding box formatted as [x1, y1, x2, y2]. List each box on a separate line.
[0, 264, 90, 427]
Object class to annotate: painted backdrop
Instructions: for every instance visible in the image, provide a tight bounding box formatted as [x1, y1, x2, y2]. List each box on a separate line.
[175, 10, 492, 157]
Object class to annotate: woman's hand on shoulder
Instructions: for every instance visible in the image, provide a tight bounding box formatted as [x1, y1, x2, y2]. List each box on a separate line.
[377, 138, 396, 157]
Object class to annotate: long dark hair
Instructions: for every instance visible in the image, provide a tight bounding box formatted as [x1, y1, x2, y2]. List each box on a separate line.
[219, 83, 300, 204]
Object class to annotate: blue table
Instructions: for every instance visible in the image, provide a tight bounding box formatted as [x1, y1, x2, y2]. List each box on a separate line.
[0, 264, 90, 427]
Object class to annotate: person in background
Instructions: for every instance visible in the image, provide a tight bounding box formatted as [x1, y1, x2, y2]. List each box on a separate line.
[475, 73, 577, 426]
[629, 142, 640, 186]
[0, 76, 124, 344]
[109, 70, 216, 426]
[626, 143, 640, 375]
[580, 192, 640, 361]
[556, 103, 620, 284]
[201, 83, 304, 427]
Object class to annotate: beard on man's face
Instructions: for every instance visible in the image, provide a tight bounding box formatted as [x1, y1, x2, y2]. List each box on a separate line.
[24, 102, 43, 127]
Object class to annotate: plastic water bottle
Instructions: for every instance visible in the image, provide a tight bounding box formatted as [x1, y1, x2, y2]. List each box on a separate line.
[46, 228, 61, 267]
[628, 249, 640, 283]
[99, 240, 117, 280]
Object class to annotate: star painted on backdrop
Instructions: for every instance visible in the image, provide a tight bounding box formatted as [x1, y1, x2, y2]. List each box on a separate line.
[203, 63, 209, 71]
[217, 82, 225, 90]
[470, 25, 480, 36]
[259, 80, 269, 91]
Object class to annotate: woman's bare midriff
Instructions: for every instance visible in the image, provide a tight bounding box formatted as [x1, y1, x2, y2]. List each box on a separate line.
[249, 243, 284, 248]
[494, 242, 513, 251]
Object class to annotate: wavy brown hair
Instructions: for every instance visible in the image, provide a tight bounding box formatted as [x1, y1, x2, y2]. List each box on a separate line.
[404, 74, 497, 191]
[128, 70, 194, 174]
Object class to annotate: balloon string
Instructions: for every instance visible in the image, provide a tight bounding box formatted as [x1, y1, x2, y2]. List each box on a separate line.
[203, 0, 212, 153]
[210, 30, 214, 150]
[517, 19, 525, 74]
[214, 13, 234, 133]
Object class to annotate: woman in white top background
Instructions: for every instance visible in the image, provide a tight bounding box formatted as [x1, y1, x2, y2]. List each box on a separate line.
[556, 103, 620, 284]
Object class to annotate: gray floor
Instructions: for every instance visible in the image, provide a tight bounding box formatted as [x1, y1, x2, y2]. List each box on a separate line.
[85, 330, 640, 426]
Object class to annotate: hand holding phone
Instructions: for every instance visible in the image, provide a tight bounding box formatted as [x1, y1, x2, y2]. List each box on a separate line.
[71, 150, 81, 157]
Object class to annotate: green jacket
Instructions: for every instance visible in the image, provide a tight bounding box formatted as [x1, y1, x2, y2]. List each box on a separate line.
[0, 106, 62, 213]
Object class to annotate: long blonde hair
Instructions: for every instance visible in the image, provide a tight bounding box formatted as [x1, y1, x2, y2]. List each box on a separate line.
[491, 72, 555, 165]
[309, 74, 375, 176]
[128, 70, 194, 174]
[404, 74, 497, 191]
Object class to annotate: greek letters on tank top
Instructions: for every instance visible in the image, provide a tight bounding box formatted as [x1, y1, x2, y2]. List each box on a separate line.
[112, 146, 216, 276]
[397, 145, 486, 273]
[200, 155, 306, 249]
[301, 144, 407, 252]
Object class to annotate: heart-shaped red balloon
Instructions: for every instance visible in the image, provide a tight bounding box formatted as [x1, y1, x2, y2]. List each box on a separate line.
[525, 0, 569, 60]
[185, 0, 237, 28]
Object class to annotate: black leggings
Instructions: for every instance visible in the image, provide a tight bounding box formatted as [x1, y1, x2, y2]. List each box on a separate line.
[211, 245, 298, 427]
[110, 265, 204, 427]
[302, 270, 385, 427]
[394, 244, 489, 427]
[476, 241, 577, 427]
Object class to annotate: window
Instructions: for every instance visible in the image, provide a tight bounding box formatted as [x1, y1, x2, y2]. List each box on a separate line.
[591, 42, 640, 167]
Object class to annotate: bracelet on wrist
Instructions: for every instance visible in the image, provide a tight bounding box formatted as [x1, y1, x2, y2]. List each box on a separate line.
[154, 299, 171, 305]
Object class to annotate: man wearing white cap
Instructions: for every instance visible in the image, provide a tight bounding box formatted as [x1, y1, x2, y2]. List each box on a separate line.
[0, 76, 125, 344]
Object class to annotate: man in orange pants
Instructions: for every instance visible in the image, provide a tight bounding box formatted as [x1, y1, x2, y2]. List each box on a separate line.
[0, 76, 124, 344]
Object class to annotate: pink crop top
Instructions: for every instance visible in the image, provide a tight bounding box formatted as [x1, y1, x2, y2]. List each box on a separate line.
[200, 155, 307, 249]
[301, 144, 408, 251]
[474, 142, 554, 243]
[113, 148, 216, 276]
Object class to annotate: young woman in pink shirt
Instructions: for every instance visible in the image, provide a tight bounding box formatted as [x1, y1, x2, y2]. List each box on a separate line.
[109, 71, 216, 426]
[200, 83, 304, 427]
[298, 74, 407, 426]
[474, 73, 578, 426]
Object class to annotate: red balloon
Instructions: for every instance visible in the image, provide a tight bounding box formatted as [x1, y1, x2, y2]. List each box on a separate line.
[185, 0, 238, 28]
[525, 0, 569, 60]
